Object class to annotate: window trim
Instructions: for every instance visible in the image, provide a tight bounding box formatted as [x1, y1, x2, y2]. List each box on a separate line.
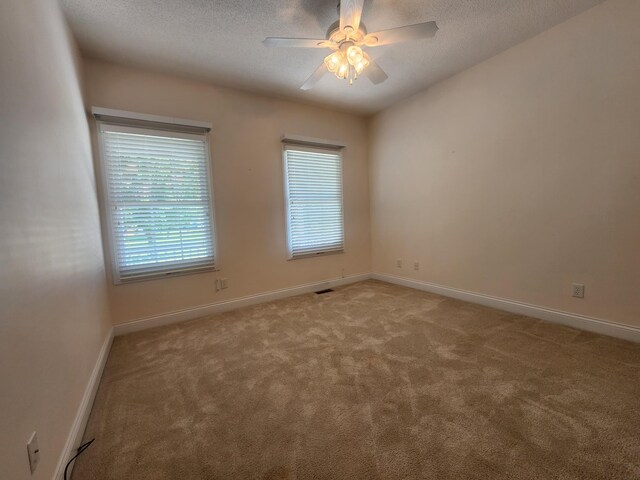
[282, 142, 345, 260]
[94, 114, 218, 285]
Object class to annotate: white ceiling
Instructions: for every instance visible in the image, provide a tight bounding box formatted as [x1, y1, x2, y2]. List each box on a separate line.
[60, 0, 604, 115]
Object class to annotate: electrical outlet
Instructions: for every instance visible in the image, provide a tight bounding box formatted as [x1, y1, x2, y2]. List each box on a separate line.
[413, 261, 420, 271]
[572, 283, 585, 298]
[396, 259, 402, 268]
[27, 431, 40, 474]
[215, 278, 220, 292]
[220, 278, 228, 289]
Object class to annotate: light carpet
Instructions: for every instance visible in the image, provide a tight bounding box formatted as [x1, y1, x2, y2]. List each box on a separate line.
[73, 280, 640, 479]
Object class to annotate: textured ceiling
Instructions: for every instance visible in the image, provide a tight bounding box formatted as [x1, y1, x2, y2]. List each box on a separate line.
[60, 0, 604, 114]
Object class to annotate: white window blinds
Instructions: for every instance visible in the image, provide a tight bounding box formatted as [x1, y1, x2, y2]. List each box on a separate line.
[98, 123, 216, 283]
[283, 145, 344, 259]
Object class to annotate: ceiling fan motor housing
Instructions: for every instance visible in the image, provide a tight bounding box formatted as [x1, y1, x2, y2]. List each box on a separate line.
[326, 20, 367, 43]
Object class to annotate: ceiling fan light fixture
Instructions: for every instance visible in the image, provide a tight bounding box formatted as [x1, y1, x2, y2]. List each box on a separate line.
[346, 45, 364, 65]
[336, 62, 349, 79]
[324, 47, 367, 83]
[324, 51, 344, 73]
[354, 56, 369, 74]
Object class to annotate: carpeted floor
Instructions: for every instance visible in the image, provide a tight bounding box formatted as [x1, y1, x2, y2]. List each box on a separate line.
[73, 280, 640, 479]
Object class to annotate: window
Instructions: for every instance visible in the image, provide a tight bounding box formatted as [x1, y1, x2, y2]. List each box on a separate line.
[96, 115, 216, 283]
[283, 144, 345, 259]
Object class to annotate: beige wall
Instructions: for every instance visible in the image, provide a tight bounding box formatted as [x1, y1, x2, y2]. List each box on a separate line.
[369, 0, 640, 328]
[0, 1, 112, 479]
[82, 59, 371, 324]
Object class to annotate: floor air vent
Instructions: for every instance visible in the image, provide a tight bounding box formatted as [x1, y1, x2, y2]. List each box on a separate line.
[315, 288, 334, 295]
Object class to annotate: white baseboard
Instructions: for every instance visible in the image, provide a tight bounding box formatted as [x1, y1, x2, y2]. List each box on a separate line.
[113, 273, 372, 336]
[53, 328, 114, 480]
[372, 273, 640, 343]
[112, 270, 640, 342]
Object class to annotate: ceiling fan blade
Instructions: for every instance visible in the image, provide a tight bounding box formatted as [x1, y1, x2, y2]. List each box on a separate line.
[363, 58, 388, 85]
[301, 63, 328, 90]
[263, 37, 331, 48]
[364, 21, 438, 46]
[339, 0, 364, 34]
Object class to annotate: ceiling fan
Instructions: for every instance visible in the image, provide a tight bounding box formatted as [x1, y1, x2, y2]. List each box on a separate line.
[263, 0, 438, 90]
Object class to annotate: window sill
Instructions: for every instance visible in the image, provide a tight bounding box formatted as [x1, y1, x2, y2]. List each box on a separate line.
[113, 265, 219, 285]
[287, 249, 345, 261]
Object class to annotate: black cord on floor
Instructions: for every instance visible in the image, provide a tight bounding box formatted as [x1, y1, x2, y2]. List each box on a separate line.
[64, 438, 95, 480]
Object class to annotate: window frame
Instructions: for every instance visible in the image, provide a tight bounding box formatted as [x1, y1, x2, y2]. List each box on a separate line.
[282, 143, 346, 260]
[95, 117, 218, 285]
